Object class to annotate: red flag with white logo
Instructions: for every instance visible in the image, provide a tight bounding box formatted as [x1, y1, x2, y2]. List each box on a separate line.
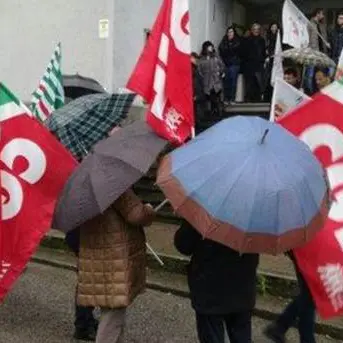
[126, 0, 194, 144]
[279, 79, 343, 318]
[0, 83, 77, 301]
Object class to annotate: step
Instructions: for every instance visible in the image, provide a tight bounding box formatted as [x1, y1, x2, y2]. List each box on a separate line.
[32, 246, 343, 340]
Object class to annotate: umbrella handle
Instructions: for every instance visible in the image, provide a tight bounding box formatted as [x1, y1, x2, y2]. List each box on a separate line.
[154, 199, 169, 212]
[146, 243, 164, 266]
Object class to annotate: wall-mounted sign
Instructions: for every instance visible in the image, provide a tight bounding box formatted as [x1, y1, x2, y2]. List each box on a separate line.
[99, 19, 109, 39]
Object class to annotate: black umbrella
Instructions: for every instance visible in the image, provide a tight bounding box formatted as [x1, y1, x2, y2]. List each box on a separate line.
[53, 121, 168, 232]
[63, 74, 106, 101]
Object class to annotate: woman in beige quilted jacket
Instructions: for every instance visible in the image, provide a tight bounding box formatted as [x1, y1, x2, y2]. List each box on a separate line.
[77, 189, 155, 343]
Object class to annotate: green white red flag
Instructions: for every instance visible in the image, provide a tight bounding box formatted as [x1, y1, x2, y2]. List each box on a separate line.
[31, 43, 64, 122]
[0, 83, 76, 301]
[279, 77, 343, 319]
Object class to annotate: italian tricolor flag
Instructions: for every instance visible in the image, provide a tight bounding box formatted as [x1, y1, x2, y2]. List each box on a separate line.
[0, 83, 32, 122]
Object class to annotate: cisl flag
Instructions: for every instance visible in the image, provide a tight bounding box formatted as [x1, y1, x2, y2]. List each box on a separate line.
[279, 78, 343, 319]
[0, 83, 77, 301]
[126, 0, 194, 144]
[282, 0, 309, 48]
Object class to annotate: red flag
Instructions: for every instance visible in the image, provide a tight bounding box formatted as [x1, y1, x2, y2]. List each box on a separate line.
[126, 0, 194, 144]
[0, 112, 77, 301]
[279, 83, 343, 319]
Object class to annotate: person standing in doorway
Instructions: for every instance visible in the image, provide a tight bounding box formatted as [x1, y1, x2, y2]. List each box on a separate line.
[241, 23, 266, 102]
[308, 8, 328, 54]
[191, 52, 206, 134]
[219, 26, 241, 105]
[174, 220, 259, 343]
[264, 23, 281, 102]
[329, 11, 343, 64]
[198, 41, 225, 117]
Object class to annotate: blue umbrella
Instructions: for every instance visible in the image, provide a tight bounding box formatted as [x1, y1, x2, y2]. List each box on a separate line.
[157, 116, 330, 254]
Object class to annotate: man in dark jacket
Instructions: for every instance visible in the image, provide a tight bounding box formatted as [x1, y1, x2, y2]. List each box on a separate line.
[191, 52, 207, 135]
[241, 23, 266, 102]
[329, 12, 343, 64]
[174, 221, 259, 343]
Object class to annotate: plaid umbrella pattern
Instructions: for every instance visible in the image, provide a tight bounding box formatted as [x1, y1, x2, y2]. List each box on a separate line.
[45, 93, 135, 160]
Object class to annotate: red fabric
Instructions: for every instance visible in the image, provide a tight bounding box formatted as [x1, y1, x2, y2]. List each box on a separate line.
[0, 114, 77, 301]
[126, 0, 193, 145]
[279, 93, 343, 319]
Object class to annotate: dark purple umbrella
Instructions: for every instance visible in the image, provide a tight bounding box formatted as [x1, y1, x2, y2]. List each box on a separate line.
[52, 121, 168, 232]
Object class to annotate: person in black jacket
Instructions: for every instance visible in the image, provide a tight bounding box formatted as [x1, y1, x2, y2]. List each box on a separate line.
[174, 221, 259, 343]
[219, 26, 241, 104]
[191, 52, 206, 135]
[329, 11, 343, 64]
[241, 23, 266, 102]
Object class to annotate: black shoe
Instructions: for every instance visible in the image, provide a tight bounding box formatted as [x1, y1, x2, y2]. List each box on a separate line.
[263, 324, 286, 343]
[73, 327, 96, 341]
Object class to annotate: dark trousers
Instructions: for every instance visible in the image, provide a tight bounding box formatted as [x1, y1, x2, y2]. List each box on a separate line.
[244, 71, 263, 102]
[206, 89, 222, 116]
[224, 65, 240, 102]
[276, 263, 316, 343]
[196, 311, 252, 343]
[65, 229, 97, 331]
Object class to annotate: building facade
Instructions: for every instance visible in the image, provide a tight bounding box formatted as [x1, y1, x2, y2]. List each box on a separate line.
[0, 0, 341, 102]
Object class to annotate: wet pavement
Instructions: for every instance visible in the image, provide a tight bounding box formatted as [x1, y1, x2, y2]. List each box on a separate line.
[0, 262, 340, 343]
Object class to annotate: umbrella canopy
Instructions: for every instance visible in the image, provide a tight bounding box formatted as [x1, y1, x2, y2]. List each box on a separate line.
[45, 93, 135, 161]
[63, 74, 106, 101]
[157, 116, 329, 254]
[282, 48, 336, 67]
[53, 121, 168, 232]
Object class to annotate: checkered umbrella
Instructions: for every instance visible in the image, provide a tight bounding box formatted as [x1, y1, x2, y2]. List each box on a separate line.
[45, 93, 135, 161]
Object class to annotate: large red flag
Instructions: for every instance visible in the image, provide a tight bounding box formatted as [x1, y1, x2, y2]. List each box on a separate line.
[279, 80, 343, 319]
[0, 84, 77, 301]
[126, 0, 194, 144]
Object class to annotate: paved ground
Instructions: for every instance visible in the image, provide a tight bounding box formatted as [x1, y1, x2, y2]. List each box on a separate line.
[0, 262, 340, 343]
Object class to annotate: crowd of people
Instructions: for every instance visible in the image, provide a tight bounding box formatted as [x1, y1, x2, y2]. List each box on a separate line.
[191, 8, 343, 124]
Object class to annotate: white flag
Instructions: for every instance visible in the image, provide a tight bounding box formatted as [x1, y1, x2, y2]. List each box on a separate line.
[335, 49, 343, 80]
[282, 0, 309, 48]
[271, 31, 283, 86]
[270, 77, 311, 122]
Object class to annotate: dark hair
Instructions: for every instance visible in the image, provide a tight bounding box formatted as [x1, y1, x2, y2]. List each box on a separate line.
[191, 52, 199, 59]
[226, 25, 238, 36]
[311, 8, 324, 18]
[201, 41, 214, 56]
[284, 67, 298, 78]
[315, 67, 330, 77]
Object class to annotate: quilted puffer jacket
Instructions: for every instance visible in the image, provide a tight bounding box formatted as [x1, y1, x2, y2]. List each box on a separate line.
[77, 189, 155, 308]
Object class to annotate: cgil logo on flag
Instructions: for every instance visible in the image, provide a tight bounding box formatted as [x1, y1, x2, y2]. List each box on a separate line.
[31, 43, 64, 122]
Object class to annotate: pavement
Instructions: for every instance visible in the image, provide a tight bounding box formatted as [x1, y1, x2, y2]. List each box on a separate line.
[0, 262, 341, 343]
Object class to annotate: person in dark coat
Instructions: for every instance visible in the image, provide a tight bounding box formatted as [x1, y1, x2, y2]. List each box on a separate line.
[219, 26, 241, 104]
[241, 23, 266, 102]
[174, 220, 259, 343]
[198, 41, 225, 117]
[191, 52, 206, 135]
[329, 11, 343, 64]
[264, 23, 281, 102]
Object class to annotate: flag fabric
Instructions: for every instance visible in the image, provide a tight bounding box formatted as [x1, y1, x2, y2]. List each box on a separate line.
[335, 50, 343, 80]
[0, 83, 77, 301]
[126, 0, 193, 145]
[279, 78, 343, 319]
[271, 31, 283, 86]
[270, 78, 311, 121]
[282, 0, 309, 48]
[31, 43, 65, 122]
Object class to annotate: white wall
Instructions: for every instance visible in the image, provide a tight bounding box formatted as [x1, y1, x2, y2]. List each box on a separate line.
[0, 0, 111, 101]
[111, 0, 215, 90]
